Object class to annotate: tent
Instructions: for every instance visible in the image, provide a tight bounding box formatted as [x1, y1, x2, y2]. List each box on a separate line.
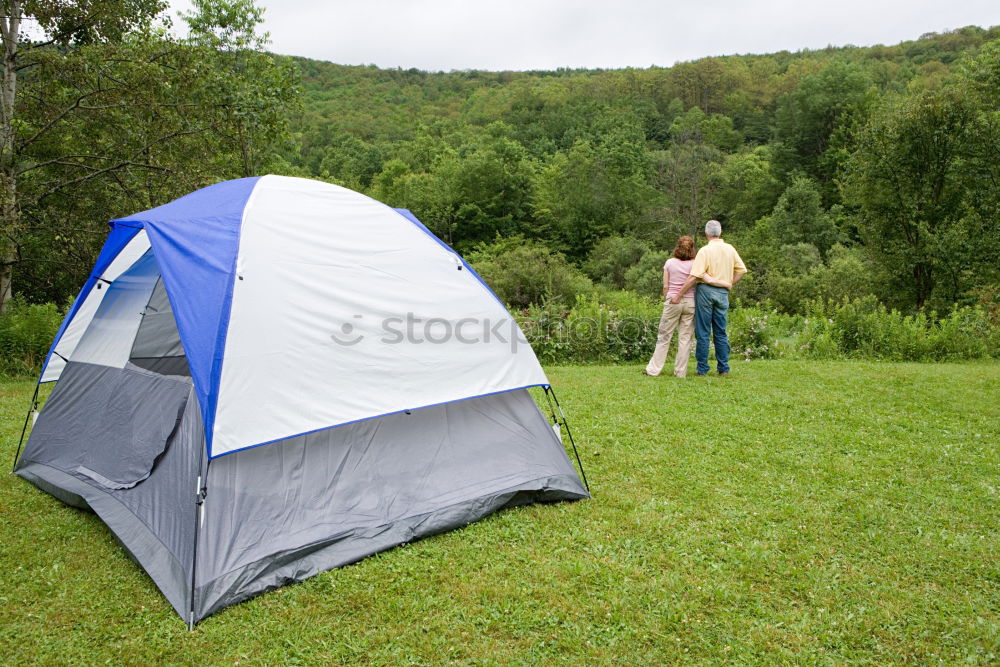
[13, 175, 589, 627]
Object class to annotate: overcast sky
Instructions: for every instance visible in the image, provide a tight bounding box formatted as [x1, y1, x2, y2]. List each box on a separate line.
[168, 0, 1000, 71]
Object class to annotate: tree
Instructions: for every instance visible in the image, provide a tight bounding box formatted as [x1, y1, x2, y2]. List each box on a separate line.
[533, 126, 655, 260]
[3, 0, 298, 307]
[841, 84, 996, 309]
[759, 176, 841, 257]
[707, 146, 782, 229]
[651, 143, 722, 238]
[668, 107, 742, 152]
[582, 235, 649, 289]
[773, 60, 874, 204]
[466, 236, 592, 308]
[0, 0, 169, 309]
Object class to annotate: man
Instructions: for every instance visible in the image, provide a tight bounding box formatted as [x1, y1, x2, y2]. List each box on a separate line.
[671, 220, 746, 376]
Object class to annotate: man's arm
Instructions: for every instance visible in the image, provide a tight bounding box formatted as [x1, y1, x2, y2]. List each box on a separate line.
[731, 248, 747, 286]
[671, 248, 707, 303]
[670, 274, 699, 304]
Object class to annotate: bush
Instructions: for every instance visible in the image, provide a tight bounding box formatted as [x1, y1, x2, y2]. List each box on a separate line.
[0, 300, 64, 377]
[797, 298, 999, 361]
[519, 293, 1000, 364]
[624, 250, 671, 298]
[582, 236, 649, 289]
[468, 237, 592, 308]
[728, 307, 779, 360]
[518, 290, 660, 363]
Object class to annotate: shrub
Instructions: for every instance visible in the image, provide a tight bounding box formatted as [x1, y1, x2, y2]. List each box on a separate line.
[623, 250, 671, 298]
[0, 300, 64, 377]
[517, 290, 660, 363]
[728, 307, 779, 360]
[797, 298, 999, 361]
[468, 237, 592, 308]
[582, 236, 649, 289]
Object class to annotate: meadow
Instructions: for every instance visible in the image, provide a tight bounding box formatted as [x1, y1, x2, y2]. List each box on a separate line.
[1, 361, 997, 664]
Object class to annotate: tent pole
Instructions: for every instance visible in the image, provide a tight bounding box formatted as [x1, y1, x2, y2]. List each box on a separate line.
[11, 383, 40, 473]
[188, 453, 209, 630]
[544, 386, 590, 495]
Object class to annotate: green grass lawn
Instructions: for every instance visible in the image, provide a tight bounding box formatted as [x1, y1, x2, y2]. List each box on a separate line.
[1, 361, 998, 664]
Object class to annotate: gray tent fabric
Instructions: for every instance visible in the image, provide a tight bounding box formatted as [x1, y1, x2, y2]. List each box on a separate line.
[16, 367, 202, 617]
[17, 368, 587, 623]
[193, 388, 585, 620]
[25, 362, 191, 489]
[129, 278, 190, 376]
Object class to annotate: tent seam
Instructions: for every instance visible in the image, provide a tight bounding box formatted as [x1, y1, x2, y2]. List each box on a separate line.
[210, 383, 550, 459]
[203, 177, 263, 458]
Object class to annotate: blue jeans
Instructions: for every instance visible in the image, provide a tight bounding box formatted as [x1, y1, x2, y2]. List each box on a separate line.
[695, 284, 730, 374]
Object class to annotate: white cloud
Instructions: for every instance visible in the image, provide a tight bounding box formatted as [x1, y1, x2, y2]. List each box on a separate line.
[168, 0, 1000, 71]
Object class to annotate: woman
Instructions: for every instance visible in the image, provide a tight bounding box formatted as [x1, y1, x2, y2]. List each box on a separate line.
[645, 236, 730, 378]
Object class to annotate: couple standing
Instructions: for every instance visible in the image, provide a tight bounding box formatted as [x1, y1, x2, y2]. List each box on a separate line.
[645, 220, 746, 378]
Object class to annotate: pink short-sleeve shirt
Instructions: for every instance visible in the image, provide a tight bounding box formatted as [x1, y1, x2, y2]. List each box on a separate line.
[664, 257, 694, 302]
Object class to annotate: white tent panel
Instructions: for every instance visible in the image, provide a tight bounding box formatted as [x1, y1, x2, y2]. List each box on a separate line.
[41, 231, 151, 382]
[212, 175, 548, 456]
[71, 251, 161, 370]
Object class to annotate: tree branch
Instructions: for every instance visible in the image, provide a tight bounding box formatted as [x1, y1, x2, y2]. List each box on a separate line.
[33, 127, 211, 203]
[17, 85, 117, 151]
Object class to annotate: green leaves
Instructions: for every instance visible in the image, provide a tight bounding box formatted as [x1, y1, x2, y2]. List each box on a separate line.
[8, 0, 300, 303]
[841, 79, 999, 309]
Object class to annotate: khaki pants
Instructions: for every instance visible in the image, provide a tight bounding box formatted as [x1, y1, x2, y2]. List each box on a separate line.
[645, 299, 695, 378]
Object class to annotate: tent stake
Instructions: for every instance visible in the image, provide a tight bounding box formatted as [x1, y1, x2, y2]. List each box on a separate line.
[544, 386, 590, 495]
[11, 384, 40, 473]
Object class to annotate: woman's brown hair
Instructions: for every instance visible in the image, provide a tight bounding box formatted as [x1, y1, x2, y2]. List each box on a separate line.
[672, 235, 695, 261]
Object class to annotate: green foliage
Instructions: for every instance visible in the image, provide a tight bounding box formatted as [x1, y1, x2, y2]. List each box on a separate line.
[623, 250, 671, 298]
[519, 291, 660, 363]
[798, 297, 999, 361]
[0, 300, 63, 376]
[842, 81, 1000, 309]
[466, 237, 591, 309]
[10, 0, 300, 304]
[727, 307, 779, 360]
[582, 236, 649, 289]
[708, 146, 782, 229]
[668, 107, 742, 151]
[518, 291, 1000, 364]
[755, 176, 841, 256]
[533, 124, 657, 258]
[773, 60, 874, 202]
[370, 124, 537, 250]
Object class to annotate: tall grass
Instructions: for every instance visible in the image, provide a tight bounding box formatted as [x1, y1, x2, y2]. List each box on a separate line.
[516, 292, 999, 364]
[0, 300, 63, 377]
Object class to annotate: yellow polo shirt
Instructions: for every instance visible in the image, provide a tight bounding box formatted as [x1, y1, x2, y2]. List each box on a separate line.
[690, 239, 747, 283]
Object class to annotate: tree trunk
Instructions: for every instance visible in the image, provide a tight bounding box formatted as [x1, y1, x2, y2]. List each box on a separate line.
[0, 1, 20, 313]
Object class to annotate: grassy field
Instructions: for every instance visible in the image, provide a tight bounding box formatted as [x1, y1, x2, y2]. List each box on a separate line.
[1, 361, 998, 664]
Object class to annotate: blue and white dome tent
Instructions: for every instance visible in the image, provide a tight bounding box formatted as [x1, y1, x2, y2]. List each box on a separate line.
[14, 175, 589, 627]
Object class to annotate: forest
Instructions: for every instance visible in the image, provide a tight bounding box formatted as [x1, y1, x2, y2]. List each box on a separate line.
[283, 25, 1000, 318]
[2, 0, 999, 368]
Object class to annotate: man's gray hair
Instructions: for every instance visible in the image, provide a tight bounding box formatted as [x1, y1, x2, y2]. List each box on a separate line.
[705, 220, 722, 238]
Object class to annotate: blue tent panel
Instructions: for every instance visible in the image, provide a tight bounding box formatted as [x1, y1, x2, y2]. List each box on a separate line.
[111, 177, 260, 455]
